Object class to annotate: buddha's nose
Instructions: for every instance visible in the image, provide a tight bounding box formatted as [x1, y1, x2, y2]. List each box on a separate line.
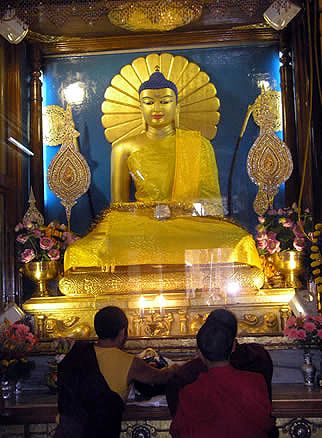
[153, 101, 161, 111]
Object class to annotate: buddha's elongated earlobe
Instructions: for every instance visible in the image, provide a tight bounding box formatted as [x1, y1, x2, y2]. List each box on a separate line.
[175, 105, 180, 129]
[141, 112, 147, 132]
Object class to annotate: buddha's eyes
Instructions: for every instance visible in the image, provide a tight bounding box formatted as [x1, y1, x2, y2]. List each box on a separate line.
[141, 98, 174, 105]
[142, 100, 154, 105]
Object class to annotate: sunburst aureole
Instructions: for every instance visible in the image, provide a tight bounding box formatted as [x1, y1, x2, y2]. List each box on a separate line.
[101, 53, 220, 146]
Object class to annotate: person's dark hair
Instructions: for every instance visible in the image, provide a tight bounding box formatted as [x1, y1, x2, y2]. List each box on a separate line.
[94, 306, 128, 340]
[197, 319, 235, 362]
[205, 308, 238, 338]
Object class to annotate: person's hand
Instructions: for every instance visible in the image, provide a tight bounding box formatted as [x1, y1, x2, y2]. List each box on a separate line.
[166, 363, 180, 376]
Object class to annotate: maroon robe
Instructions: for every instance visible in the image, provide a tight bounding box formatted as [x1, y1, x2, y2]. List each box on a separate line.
[170, 364, 274, 438]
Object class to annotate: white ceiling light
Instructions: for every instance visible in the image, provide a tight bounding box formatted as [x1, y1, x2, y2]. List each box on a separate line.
[263, 0, 301, 31]
[0, 8, 28, 44]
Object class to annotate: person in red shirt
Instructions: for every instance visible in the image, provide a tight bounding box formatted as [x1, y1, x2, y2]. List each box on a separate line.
[170, 310, 275, 438]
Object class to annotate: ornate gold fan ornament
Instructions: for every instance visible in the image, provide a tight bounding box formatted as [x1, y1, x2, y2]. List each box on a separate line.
[102, 52, 220, 145]
[43, 105, 91, 229]
[246, 87, 293, 215]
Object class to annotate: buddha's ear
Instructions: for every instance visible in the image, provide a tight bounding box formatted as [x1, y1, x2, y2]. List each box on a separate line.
[141, 113, 147, 132]
[175, 104, 180, 129]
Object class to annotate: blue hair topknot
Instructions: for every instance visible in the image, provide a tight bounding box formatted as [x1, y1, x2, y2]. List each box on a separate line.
[139, 71, 178, 102]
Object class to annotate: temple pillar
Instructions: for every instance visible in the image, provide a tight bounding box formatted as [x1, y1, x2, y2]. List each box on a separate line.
[29, 44, 44, 212]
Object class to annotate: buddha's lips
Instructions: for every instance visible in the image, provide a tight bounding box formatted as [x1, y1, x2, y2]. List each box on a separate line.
[152, 114, 163, 120]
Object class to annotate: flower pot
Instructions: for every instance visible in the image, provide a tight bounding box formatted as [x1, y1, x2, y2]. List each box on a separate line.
[22, 261, 60, 297]
[272, 250, 304, 288]
[302, 351, 316, 387]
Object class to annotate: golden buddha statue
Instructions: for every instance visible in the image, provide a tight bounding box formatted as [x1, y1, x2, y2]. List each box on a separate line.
[64, 70, 261, 280]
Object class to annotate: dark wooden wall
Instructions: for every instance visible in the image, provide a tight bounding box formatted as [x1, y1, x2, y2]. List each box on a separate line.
[0, 40, 25, 306]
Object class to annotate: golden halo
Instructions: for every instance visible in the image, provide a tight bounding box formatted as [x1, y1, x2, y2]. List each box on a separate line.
[101, 53, 220, 146]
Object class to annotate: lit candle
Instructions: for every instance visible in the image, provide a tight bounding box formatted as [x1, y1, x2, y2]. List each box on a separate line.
[289, 251, 296, 270]
[139, 295, 145, 318]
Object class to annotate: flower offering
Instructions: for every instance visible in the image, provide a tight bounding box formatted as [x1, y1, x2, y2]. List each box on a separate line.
[15, 221, 78, 264]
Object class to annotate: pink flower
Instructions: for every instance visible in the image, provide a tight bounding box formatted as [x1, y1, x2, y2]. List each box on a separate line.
[266, 239, 280, 254]
[303, 322, 316, 332]
[39, 237, 54, 251]
[257, 239, 268, 250]
[295, 329, 306, 340]
[293, 237, 305, 251]
[317, 329, 322, 339]
[32, 229, 42, 238]
[285, 316, 296, 328]
[21, 249, 35, 263]
[14, 223, 24, 232]
[62, 231, 77, 245]
[293, 223, 305, 238]
[16, 234, 29, 244]
[13, 324, 31, 339]
[284, 327, 300, 338]
[282, 218, 293, 228]
[258, 216, 265, 224]
[48, 248, 60, 261]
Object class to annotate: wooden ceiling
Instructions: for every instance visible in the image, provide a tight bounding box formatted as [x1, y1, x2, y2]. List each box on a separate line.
[1, 1, 276, 38]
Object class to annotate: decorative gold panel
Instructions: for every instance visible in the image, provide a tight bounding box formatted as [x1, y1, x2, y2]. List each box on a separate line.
[102, 53, 220, 145]
[247, 128, 293, 215]
[46, 105, 91, 227]
[23, 288, 295, 339]
[247, 89, 293, 215]
[252, 89, 282, 133]
[43, 105, 67, 146]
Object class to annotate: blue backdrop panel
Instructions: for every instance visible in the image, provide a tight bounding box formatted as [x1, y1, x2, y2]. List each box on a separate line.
[43, 45, 283, 235]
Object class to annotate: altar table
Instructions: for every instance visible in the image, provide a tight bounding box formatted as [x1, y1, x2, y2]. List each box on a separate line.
[1, 384, 322, 437]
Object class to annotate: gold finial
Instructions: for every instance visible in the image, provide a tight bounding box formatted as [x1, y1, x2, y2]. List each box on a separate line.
[23, 187, 44, 226]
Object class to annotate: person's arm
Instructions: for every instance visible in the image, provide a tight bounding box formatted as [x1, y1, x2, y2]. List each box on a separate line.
[110, 143, 131, 202]
[127, 357, 176, 385]
[165, 357, 206, 417]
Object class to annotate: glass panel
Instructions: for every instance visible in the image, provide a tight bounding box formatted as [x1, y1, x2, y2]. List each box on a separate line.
[42, 46, 284, 236]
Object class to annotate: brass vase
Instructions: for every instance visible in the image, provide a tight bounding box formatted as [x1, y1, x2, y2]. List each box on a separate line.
[272, 250, 304, 288]
[22, 261, 60, 297]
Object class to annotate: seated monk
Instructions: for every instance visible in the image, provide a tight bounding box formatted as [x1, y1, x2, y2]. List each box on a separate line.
[64, 69, 261, 274]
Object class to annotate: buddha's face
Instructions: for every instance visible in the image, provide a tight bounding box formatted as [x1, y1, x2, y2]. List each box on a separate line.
[140, 88, 177, 129]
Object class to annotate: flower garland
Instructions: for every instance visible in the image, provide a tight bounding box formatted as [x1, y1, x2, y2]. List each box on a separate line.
[310, 224, 322, 303]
